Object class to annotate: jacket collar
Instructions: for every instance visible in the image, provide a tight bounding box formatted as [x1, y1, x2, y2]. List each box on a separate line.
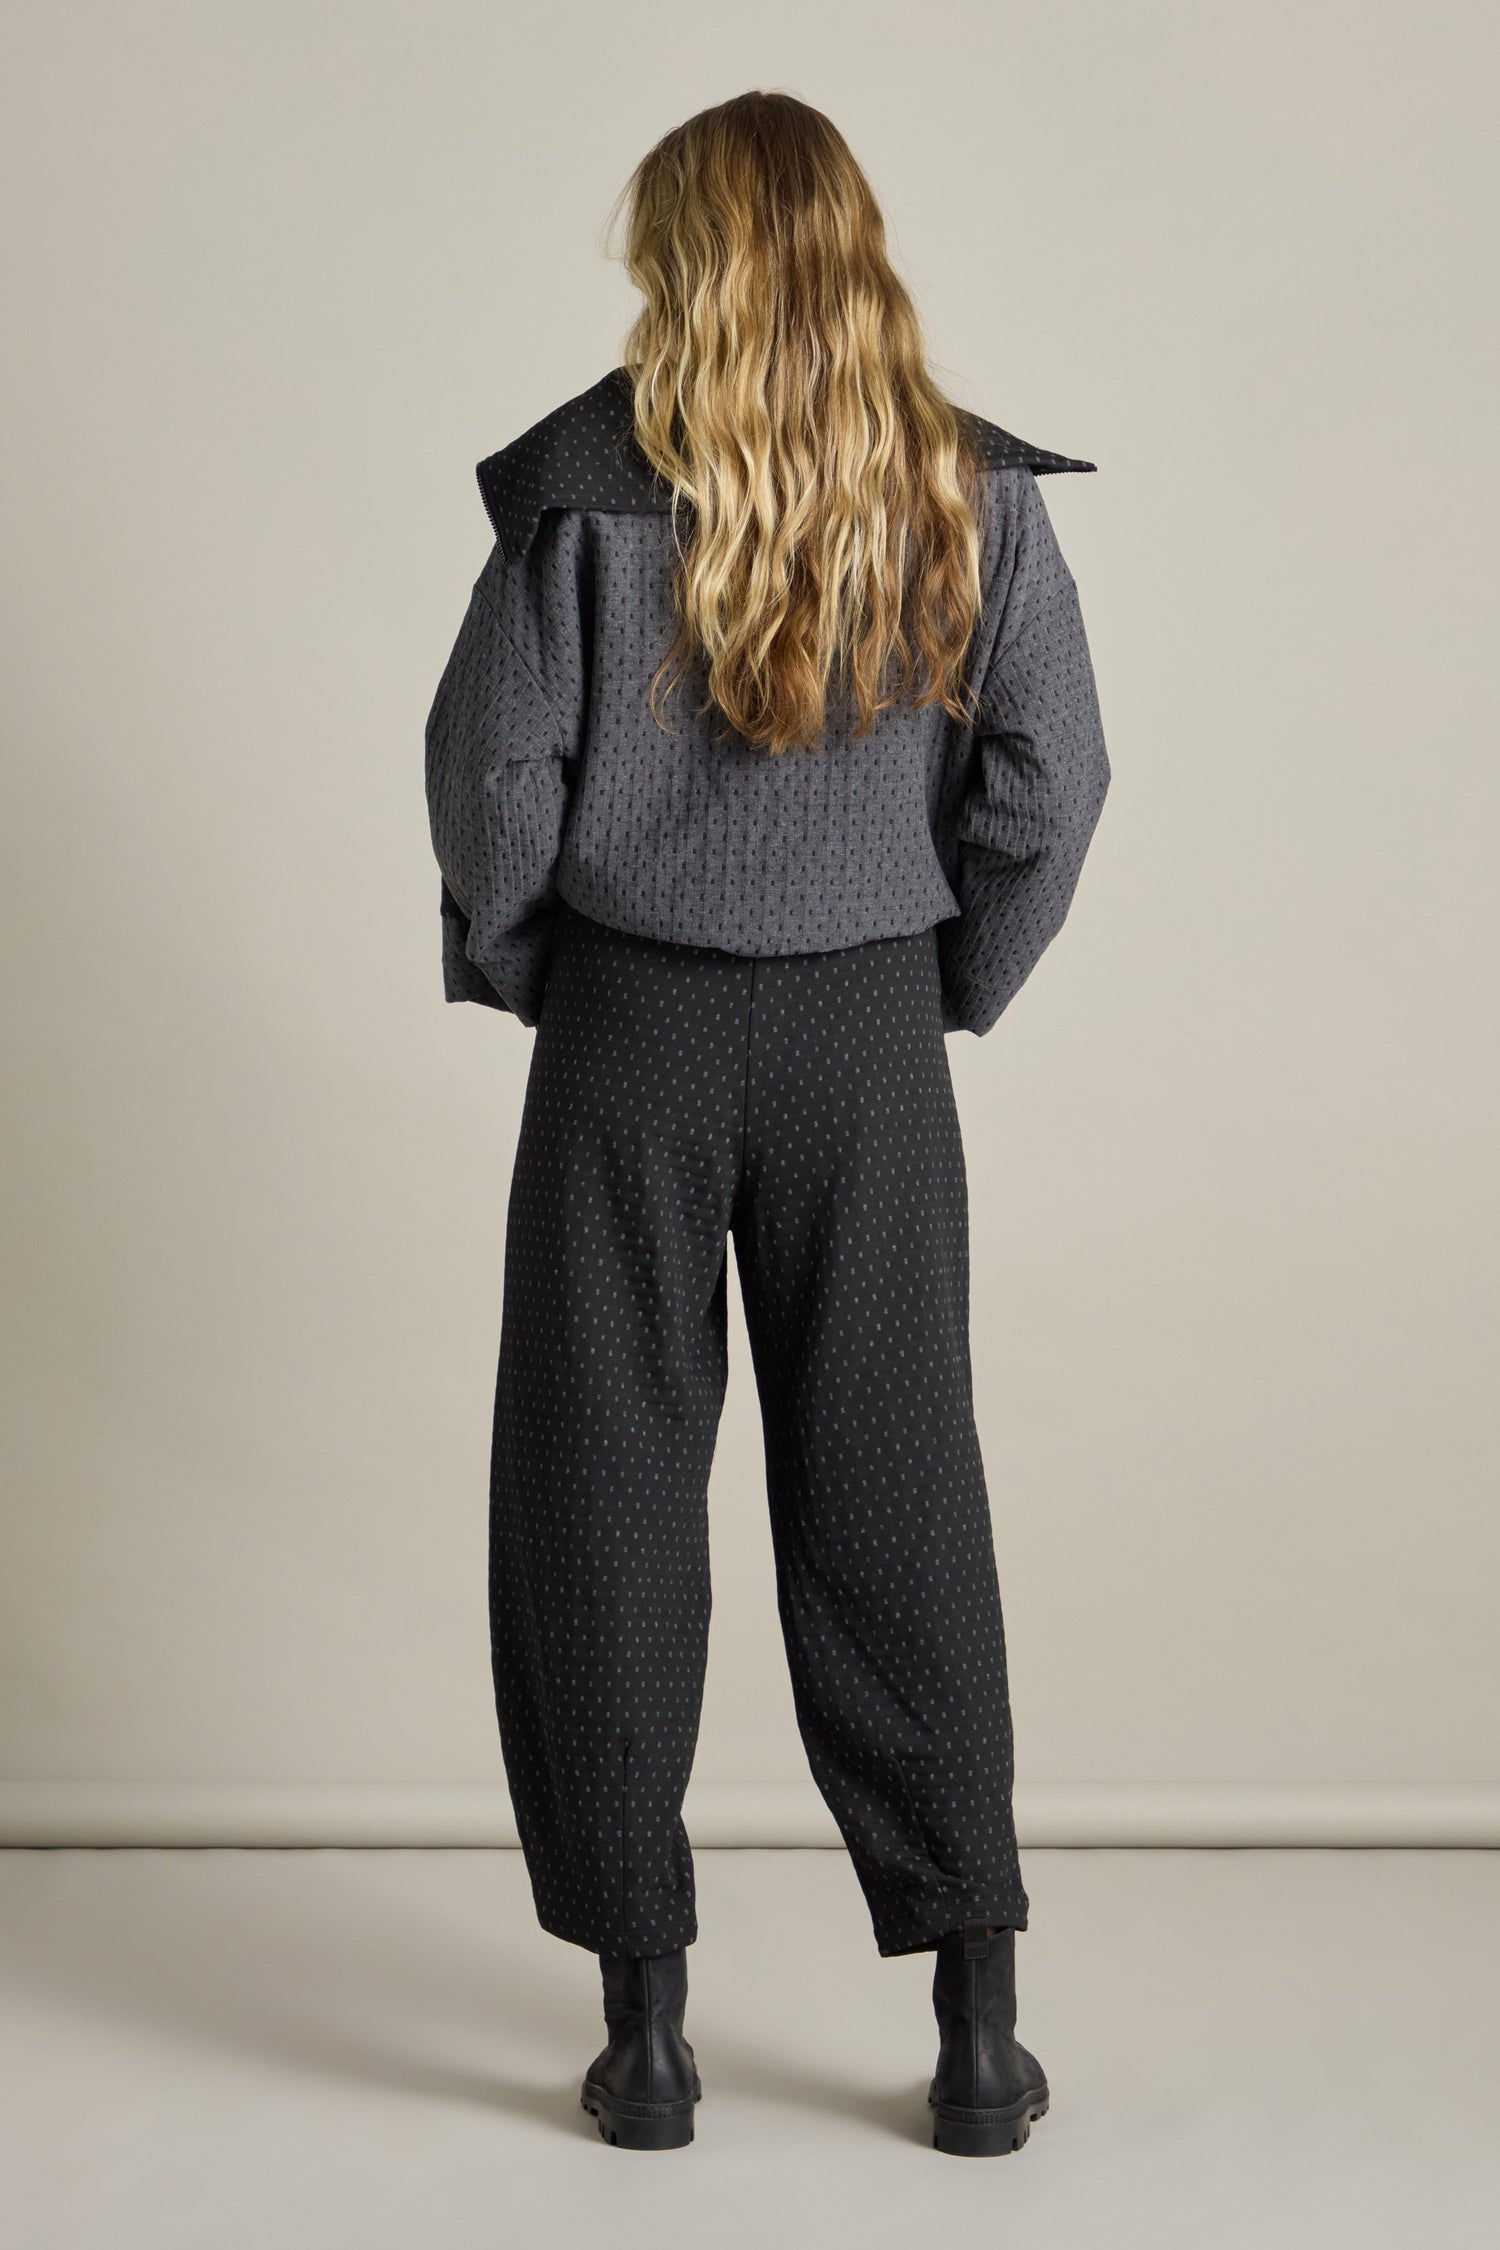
[476, 365, 1095, 555]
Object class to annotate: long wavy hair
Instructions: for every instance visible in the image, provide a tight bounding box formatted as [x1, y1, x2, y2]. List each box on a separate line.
[609, 92, 986, 756]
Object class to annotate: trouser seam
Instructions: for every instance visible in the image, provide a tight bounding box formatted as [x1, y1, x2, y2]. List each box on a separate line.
[737, 957, 756, 1209]
[620, 1735, 631, 1948]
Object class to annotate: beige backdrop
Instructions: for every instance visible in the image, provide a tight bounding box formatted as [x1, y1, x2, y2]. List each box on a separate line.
[2, 2, 1496, 1845]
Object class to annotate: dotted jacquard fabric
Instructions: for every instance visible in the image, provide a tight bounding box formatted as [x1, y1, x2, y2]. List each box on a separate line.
[473, 365, 1097, 554]
[424, 370, 1110, 1038]
[491, 901, 1029, 1957]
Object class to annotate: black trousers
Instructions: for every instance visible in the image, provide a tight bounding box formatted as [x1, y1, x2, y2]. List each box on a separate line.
[489, 900, 1028, 1959]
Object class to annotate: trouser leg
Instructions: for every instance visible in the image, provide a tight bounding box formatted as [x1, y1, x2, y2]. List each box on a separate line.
[731, 922, 1029, 1957]
[489, 906, 746, 1955]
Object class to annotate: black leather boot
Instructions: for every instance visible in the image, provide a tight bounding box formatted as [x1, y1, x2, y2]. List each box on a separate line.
[928, 1923, 1049, 2157]
[580, 1945, 702, 2150]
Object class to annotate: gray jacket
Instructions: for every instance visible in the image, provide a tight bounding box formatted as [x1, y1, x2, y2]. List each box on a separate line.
[425, 367, 1110, 1035]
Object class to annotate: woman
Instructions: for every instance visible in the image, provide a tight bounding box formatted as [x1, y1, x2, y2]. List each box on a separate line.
[425, 90, 1109, 2157]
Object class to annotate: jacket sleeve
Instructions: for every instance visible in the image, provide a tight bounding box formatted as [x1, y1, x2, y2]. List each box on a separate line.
[937, 478, 1110, 1037]
[424, 524, 586, 1026]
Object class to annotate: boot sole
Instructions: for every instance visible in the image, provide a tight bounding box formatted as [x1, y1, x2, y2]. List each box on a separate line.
[930, 2086, 1049, 2158]
[580, 2076, 700, 2150]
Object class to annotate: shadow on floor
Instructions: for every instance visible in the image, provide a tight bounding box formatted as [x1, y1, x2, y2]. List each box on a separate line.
[0, 1850, 930, 2141]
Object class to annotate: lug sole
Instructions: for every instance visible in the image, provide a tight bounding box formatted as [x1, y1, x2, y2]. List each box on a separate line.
[930, 2087, 1049, 2158]
[580, 2077, 700, 2150]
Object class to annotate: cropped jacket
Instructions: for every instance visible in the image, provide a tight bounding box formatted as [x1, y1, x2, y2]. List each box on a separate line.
[425, 366, 1110, 1036]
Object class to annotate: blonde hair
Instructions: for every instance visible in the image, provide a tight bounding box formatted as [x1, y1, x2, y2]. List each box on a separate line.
[610, 91, 985, 756]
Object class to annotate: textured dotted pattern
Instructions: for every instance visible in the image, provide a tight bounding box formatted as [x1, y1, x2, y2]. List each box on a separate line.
[489, 901, 1030, 1959]
[425, 427, 1111, 1035]
[474, 365, 1096, 557]
[476, 368, 674, 554]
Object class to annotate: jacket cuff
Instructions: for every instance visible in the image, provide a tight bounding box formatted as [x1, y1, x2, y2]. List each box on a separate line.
[440, 885, 513, 1015]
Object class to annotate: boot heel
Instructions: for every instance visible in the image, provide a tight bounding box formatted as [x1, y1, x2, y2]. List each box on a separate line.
[581, 2081, 698, 2150]
[930, 2090, 1048, 2158]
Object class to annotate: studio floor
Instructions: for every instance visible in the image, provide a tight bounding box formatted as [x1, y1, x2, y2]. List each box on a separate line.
[2, 1845, 1495, 2248]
